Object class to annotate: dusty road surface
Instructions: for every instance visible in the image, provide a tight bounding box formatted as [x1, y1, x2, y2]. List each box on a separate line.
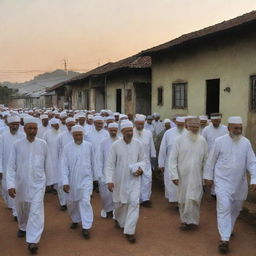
[1, 185, 256, 256]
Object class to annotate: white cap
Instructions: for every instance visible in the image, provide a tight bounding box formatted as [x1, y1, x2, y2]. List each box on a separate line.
[78, 113, 86, 118]
[60, 112, 67, 118]
[153, 113, 160, 118]
[106, 116, 115, 121]
[164, 118, 171, 124]
[108, 123, 119, 129]
[228, 116, 243, 124]
[24, 117, 38, 125]
[211, 116, 221, 120]
[119, 114, 128, 119]
[199, 115, 208, 121]
[176, 117, 185, 123]
[113, 112, 120, 116]
[65, 117, 76, 124]
[93, 115, 104, 121]
[49, 118, 60, 125]
[135, 114, 146, 122]
[87, 114, 94, 120]
[121, 120, 133, 130]
[40, 114, 48, 120]
[71, 125, 84, 133]
[7, 115, 20, 124]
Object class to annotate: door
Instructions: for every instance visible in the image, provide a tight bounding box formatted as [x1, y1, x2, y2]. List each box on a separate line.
[206, 79, 220, 116]
[135, 82, 152, 115]
[116, 89, 122, 113]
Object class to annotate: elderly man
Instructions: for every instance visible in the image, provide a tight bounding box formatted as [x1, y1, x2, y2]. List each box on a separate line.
[84, 114, 94, 135]
[106, 120, 145, 243]
[133, 114, 156, 207]
[170, 118, 208, 231]
[37, 114, 50, 139]
[98, 122, 120, 218]
[62, 125, 94, 239]
[158, 117, 185, 206]
[57, 117, 76, 210]
[6, 117, 52, 254]
[0, 114, 25, 219]
[144, 115, 154, 134]
[204, 116, 256, 254]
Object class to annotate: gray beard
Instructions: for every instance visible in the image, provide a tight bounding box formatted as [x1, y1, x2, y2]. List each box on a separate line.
[177, 127, 184, 134]
[136, 129, 143, 136]
[188, 131, 199, 142]
[231, 134, 242, 142]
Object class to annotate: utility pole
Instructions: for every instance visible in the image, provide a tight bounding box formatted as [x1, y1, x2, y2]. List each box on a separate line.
[63, 59, 68, 75]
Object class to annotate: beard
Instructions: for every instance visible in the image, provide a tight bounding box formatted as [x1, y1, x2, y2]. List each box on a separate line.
[231, 134, 242, 142]
[188, 131, 199, 142]
[177, 127, 184, 134]
[136, 129, 143, 136]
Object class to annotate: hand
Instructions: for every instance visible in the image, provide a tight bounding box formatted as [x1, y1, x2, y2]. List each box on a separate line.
[8, 188, 16, 198]
[250, 184, 256, 192]
[172, 179, 179, 186]
[204, 179, 213, 188]
[107, 183, 114, 192]
[134, 168, 143, 177]
[159, 167, 165, 172]
[63, 185, 70, 193]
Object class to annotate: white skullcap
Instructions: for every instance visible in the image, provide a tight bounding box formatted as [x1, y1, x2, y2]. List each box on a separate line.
[7, 115, 20, 124]
[186, 115, 197, 120]
[40, 114, 48, 120]
[71, 125, 84, 133]
[106, 116, 115, 121]
[93, 115, 104, 121]
[24, 117, 38, 125]
[65, 117, 75, 124]
[113, 112, 120, 116]
[60, 112, 67, 118]
[176, 117, 185, 123]
[211, 116, 221, 120]
[119, 114, 128, 119]
[28, 110, 33, 113]
[147, 115, 153, 119]
[87, 114, 94, 120]
[199, 115, 208, 121]
[164, 118, 171, 124]
[228, 116, 243, 124]
[121, 120, 133, 130]
[78, 113, 86, 118]
[74, 113, 80, 119]
[153, 113, 160, 118]
[108, 123, 119, 129]
[135, 114, 146, 122]
[49, 118, 60, 125]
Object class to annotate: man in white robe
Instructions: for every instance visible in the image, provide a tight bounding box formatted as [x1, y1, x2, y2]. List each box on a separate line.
[133, 114, 156, 207]
[199, 115, 208, 134]
[204, 116, 256, 254]
[59, 112, 68, 132]
[144, 115, 154, 134]
[98, 122, 120, 218]
[158, 117, 185, 205]
[170, 118, 208, 230]
[202, 113, 228, 196]
[106, 120, 145, 243]
[84, 114, 94, 135]
[56, 117, 76, 210]
[152, 113, 164, 137]
[6, 117, 52, 254]
[37, 114, 50, 139]
[62, 125, 94, 239]
[0, 114, 25, 219]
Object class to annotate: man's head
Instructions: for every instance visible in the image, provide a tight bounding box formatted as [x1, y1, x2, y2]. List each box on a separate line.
[40, 115, 49, 127]
[146, 115, 153, 124]
[7, 115, 20, 135]
[65, 117, 76, 132]
[175, 117, 185, 132]
[71, 125, 84, 145]
[24, 118, 38, 141]
[114, 113, 120, 122]
[60, 112, 67, 124]
[228, 116, 243, 141]
[87, 115, 94, 125]
[121, 121, 133, 143]
[153, 113, 160, 121]
[164, 119, 171, 130]
[50, 118, 60, 131]
[210, 113, 222, 128]
[199, 115, 208, 128]
[106, 116, 115, 126]
[108, 123, 118, 138]
[187, 118, 200, 142]
[78, 114, 86, 126]
[93, 116, 104, 131]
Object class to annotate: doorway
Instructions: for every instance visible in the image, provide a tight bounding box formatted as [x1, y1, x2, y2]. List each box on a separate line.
[206, 79, 220, 116]
[116, 89, 122, 113]
[135, 82, 151, 115]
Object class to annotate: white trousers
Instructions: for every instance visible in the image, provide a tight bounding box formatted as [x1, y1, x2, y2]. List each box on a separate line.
[67, 198, 93, 229]
[164, 170, 177, 202]
[16, 201, 44, 243]
[216, 195, 243, 241]
[114, 202, 139, 235]
[56, 184, 66, 206]
[99, 182, 114, 218]
[140, 168, 152, 202]
[179, 199, 200, 225]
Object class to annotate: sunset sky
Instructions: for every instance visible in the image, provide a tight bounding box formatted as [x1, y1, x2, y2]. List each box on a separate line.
[0, 0, 256, 82]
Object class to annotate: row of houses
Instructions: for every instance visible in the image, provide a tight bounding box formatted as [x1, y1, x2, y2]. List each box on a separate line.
[11, 11, 256, 147]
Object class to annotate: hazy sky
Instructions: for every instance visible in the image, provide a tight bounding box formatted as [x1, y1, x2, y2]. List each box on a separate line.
[0, 0, 256, 82]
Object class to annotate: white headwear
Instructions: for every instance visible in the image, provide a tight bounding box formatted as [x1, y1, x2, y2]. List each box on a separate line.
[71, 125, 84, 133]
[119, 114, 128, 120]
[108, 123, 119, 129]
[78, 113, 86, 118]
[65, 117, 75, 124]
[164, 118, 171, 124]
[199, 115, 208, 121]
[87, 114, 94, 120]
[106, 116, 115, 121]
[120, 120, 133, 130]
[153, 113, 160, 118]
[93, 115, 104, 121]
[176, 117, 185, 123]
[49, 118, 60, 125]
[40, 114, 48, 120]
[60, 112, 67, 118]
[7, 115, 20, 124]
[24, 117, 38, 125]
[113, 112, 120, 116]
[228, 116, 243, 124]
[135, 114, 146, 122]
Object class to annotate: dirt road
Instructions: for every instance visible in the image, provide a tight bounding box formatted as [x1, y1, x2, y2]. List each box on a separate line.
[1, 186, 256, 256]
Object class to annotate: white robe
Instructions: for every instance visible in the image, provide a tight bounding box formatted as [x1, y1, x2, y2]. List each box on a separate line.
[98, 136, 119, 217]
[59, 123, 67, 133]
[6, 138, 52, 243]
[105, 138, 145, 234]
[144, 123, 154, 134]
[133, 129, 156, 202]
[204, 134, 256, 241]
[84, 124, 94, 135]
[37, 124, 50, 139]
[0, 130, 25, 215]
[169, 133, 208, 225]
[62, 141, 94, 229]
[87, 128, 109, 181]
[152, 120, 164, 136]
[158, 127, 184, 202]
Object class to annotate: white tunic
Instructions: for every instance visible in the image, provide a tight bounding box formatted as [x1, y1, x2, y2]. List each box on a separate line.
[62, 141, 94, 201]
[6, 138, 52, 202]
[144, 123, 154, 134]
[152, 120, 164, 136]
[105, 138, 145, 204]
[204, 134, 256, 200]
[37, 125, 50, 139]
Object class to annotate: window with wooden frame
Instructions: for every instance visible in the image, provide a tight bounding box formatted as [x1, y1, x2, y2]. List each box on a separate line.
[250, 76, 256, 111]
[157, 87, 163, 106]
[172, 82, 187, 109]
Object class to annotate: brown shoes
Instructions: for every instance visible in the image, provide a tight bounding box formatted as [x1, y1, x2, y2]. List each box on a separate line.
[218, 241, 229, 254]
[28, 243, 38, 254]
[125, 234, 136, 243]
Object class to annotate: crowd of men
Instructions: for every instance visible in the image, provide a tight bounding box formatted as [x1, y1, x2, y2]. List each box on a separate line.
[0, 106, 256, 254]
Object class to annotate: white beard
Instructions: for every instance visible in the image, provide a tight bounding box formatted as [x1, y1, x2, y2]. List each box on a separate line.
[231, 134, 242, 142]
[177, 127, 184, 134]
[136, 129, 143, 136]
[188, 131, 199, 142]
